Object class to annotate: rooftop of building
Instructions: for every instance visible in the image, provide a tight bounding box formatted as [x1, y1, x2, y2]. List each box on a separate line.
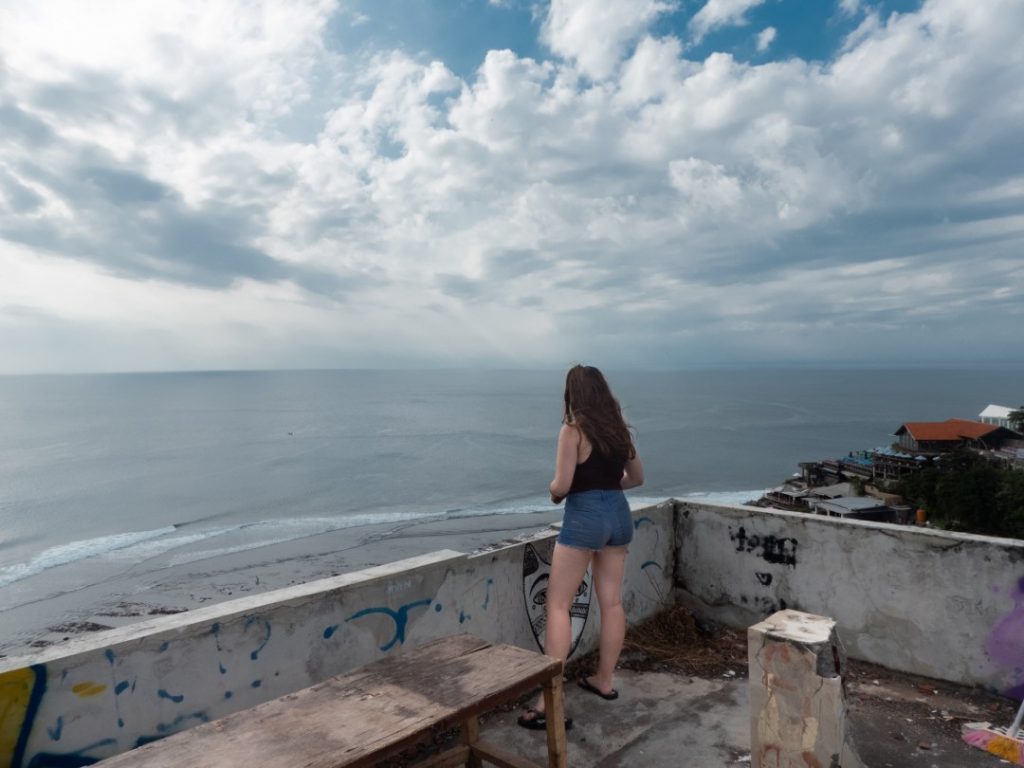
[465, 605, 1021, 768]
[980, 405, 1017, 420]
[896, 418, 1015, 441]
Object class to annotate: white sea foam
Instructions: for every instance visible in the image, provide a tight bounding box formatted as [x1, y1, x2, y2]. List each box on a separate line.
[682, 490, 765, 506]
[445, 499, 550, 519]
[0, 494, 752, 589]
[162, 512, 437, 567]
[0, 527, 176, 588]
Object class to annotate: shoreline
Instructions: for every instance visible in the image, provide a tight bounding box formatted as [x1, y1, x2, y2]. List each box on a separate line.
[0, 508, 567, 658]
[0, 492, 762, 658]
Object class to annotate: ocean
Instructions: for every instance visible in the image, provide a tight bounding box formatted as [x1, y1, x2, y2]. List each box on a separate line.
[1, 368, 1020, 650]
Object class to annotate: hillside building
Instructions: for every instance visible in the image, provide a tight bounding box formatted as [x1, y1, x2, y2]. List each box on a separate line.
[893, 418, 1020, 454]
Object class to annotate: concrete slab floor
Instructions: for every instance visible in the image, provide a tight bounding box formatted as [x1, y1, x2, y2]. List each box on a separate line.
[482, 670, 750, 767]
[466, 662, 1020, 768]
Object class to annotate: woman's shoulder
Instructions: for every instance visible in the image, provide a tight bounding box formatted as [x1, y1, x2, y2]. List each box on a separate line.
[559, 422, 583, 441]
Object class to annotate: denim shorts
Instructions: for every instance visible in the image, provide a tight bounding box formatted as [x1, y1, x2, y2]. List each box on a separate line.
[557, 489, 634, 551]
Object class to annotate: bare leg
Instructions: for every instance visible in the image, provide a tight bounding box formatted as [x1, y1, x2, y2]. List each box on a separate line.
[532, 543, 592, 713]
[588, 545, 628, 694]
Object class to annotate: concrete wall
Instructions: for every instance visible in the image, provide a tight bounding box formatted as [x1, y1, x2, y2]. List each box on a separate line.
[0, 502, 674, 768]
[674, 501, 1024, 696]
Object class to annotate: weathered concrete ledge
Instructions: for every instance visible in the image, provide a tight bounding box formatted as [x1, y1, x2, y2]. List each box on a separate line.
[674, 500, 1024, 695]
[0, 502, 675, 768]
[3, 497, 1024, 768]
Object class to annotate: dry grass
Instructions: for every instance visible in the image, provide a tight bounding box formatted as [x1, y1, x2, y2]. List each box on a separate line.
[616, 604, 748, 676]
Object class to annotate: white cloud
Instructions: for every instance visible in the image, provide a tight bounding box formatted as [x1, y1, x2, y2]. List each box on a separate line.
[756, 26, 777, 52]
[689, 0, 767, 42]
[839, 0, 862, 16]
[1, 0, 1023, 371]
[541, 0, 676, 80]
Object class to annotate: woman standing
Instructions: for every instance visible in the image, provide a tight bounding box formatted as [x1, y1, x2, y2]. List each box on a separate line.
[518, 364, 645, 730]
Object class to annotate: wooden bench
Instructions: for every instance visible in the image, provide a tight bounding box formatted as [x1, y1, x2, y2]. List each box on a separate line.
[99, 634, 568, 768]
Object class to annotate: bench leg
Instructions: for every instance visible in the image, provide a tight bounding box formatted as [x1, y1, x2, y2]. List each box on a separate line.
[463, 715, 483, 768]
[541, 676, 568, 768]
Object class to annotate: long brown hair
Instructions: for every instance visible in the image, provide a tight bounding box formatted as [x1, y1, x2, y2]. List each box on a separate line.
[563, 365, 636, 460]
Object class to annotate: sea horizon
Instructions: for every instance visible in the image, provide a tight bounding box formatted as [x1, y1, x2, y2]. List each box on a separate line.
[2, 366, 1021, 653]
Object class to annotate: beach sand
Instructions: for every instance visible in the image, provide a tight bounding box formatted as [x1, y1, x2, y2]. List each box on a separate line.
[0, 509, 565, 659]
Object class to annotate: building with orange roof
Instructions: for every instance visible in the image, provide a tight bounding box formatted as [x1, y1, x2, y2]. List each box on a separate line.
[893, 418, 1021, 454]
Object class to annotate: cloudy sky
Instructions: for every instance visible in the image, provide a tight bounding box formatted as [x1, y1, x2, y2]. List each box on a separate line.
[1, 0, 1022, 373]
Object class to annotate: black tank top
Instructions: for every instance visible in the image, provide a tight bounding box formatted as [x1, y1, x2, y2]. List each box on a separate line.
[569, 446, 625, 494]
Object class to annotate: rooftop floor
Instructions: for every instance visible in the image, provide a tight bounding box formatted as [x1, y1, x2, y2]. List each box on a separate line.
[416, 608, 1021, 767]
[472, 659, 1018, 767]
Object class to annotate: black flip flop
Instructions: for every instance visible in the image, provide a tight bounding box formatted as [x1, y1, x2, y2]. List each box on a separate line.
[578, 677, 619, 700]
[516, 708, 574, 731]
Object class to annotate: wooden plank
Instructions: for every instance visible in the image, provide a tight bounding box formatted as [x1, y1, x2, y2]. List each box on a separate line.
[472, 740, 544, 768]
[541, 676, 567, 768]
[410, 745, 471, 768]
[99, 636, 560, 768]
[463, 716, 482, 768]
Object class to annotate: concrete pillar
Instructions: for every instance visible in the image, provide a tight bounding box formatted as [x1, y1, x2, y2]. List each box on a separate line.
[748, 610, 863, 768]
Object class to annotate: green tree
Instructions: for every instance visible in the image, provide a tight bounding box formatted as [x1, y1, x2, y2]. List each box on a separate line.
[896, 447, 1024, 539]
[1009, 407, 1024, 432]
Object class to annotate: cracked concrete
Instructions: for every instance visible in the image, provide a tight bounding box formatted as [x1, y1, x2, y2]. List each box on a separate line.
[480, 670, 749, 767]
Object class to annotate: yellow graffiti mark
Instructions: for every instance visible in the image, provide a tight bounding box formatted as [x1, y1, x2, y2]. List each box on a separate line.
[72, 682, 107, 697]
[1, 668, 37, 767]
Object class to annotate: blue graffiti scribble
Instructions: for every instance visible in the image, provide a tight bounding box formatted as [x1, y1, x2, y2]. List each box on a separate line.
[323, 624, 339, 639]
[102, 650, 126, 729]
[459, 610, 469, 624]
[482, 578, 493, 610]
[346, 599, 432, 651]
[640, 561, 663, 571]
[157, 689, 184, 703]
[12, 664, 47, 768]
[158, 641, 170, 653]
[114, 681, 129, 695]
[154, 711, 209, 735]
[46, 716, 63, 742]
[250, 680, 262, 688]
[634, 516, 661, 548]
[26, 738, 117, 768]
[218, 663, 227, 675]
[244, 616, 271, 660]
[434, 603, 442, 612]
[224, 691, 233, 699]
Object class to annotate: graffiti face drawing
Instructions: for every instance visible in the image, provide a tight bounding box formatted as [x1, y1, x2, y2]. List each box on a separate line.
[522, 542, 592, 656]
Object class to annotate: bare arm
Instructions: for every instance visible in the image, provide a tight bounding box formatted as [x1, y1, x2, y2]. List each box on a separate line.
[620, 454, 644, 490]
[549, 424, 580, 503]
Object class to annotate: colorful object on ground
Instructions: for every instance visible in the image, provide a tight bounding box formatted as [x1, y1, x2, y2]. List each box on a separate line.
[962, 699, 1024, 766]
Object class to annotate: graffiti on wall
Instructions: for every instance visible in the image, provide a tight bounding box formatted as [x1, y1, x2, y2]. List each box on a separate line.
[1, 665, 46, 768]
[343, 599, 434, 651]
[0, 613, 282, 768]
[986, 576, 1024, 699]
[522, 542, 592, 656]
[729, 526, 798, 567]
[0, 663, 124, 768]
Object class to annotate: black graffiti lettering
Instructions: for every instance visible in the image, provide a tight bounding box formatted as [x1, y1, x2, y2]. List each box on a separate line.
[729, 526, 748, 552]
[755, 573, 773, 586]
[728, 526, 798, 567]
[762, 536, 798, 566]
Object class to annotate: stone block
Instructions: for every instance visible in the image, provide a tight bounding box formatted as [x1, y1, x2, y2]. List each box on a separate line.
[748, 609, 862, 768]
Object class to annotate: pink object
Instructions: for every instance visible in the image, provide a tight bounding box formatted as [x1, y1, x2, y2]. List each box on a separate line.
[962, 700, 1024, 766]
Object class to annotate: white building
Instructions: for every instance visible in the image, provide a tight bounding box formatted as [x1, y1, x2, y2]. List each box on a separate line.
[978, 404, 1019, 428]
